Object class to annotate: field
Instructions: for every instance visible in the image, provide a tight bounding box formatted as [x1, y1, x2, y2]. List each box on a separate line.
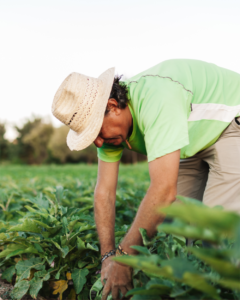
[0, 164, 240, 300]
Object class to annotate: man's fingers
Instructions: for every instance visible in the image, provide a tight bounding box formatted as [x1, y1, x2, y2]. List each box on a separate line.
[120, 286, 128, 298]
[101, 282, 111, 300]
[101, 276, 107, 286]
[112, 286, 119, 300]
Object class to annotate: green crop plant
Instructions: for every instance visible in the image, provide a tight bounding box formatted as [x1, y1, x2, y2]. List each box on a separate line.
[114, 196, 240, 300]
[0, 187, 101, 299]
[1, 165, 240, 300]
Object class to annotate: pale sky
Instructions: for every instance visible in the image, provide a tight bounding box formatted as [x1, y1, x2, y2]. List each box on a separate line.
[1, 0, 240, 140]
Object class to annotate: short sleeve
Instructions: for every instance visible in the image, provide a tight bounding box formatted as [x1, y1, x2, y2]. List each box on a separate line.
[141, 78, 191, 162]
[97, 143, 124, 162]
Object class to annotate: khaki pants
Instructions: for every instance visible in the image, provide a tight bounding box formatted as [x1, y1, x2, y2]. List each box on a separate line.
[177, 117, 240, 213]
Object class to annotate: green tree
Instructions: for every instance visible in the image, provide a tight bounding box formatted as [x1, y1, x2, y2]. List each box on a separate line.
[0, 122, 9, 161]
[48, 125, 98, 164]
[14, 117, 42, 163]
[23, 123, 54, 164]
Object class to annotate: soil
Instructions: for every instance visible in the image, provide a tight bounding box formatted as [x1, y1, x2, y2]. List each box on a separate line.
[0, 275, 13, 300]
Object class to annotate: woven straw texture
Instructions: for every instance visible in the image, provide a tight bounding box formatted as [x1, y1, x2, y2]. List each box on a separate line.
[52, 67, 115, 151]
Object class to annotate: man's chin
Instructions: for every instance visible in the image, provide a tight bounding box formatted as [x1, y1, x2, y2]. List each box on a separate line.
[109, 140, 123, 146]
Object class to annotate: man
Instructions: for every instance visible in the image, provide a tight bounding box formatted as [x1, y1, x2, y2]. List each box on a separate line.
[52, 59, 240, 300]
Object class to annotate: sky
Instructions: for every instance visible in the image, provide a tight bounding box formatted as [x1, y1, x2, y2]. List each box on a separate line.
[1, 0, 240, 140]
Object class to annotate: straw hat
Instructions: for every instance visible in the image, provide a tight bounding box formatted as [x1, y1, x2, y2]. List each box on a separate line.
[52, 67, 115, 151]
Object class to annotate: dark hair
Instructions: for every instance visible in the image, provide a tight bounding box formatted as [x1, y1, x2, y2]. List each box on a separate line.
[105, 75, 129, 114]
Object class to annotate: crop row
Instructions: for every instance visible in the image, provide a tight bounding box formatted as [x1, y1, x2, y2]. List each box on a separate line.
[0, 165, 240, 300]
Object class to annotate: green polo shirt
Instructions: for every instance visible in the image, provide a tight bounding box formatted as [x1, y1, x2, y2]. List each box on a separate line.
[97, 59, 240, 162]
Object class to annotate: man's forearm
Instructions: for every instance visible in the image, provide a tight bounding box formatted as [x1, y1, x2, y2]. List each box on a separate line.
[94, 191, 116, 255]
[120, 185, 176, 254]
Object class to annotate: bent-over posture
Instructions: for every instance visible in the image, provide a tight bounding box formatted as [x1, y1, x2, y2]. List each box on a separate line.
[52, 59, 240, 300]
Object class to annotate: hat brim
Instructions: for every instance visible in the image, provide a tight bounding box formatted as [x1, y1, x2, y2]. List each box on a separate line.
[66, 67, 115, 151]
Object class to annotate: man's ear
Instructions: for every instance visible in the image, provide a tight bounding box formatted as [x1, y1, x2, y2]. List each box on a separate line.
[106, 98, 120, 114]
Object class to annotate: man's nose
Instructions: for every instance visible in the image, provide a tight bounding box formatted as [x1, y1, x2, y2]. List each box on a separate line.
[94, 136, 104, 148]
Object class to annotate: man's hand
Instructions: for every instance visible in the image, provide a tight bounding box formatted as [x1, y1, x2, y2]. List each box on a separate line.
[101, 259, 133, 300]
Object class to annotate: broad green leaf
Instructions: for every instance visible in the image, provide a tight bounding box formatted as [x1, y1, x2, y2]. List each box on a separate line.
[34, 270, 50, 281]
[69, 219, 81, 232]
[81, 232, 97, 240]
[0, 232, 8, 240]
[16, 257, 44, 281]
[1, 265, 15, 282]
[161, 200, 240, 234]
[161, 257, 198, 279]
[158, 220, 220, 243]
[182, 272, 219, 299]
[146, 278, 173, 293]
[73, 197, 93, 204]
[77, 237, 86, 251]
[218, 278, 240, 291]
[90, 277, 103, 300]
[61, 206, 68, 215]
[113, 255, 173, 278]
[0, 243, 28, 258]
[6, 246, 40, 259]
[85, 260, 99, 269]
[77, 205, 93, 214]
[29, 193, 49, 210]
[62, 216, 68, 235]
[8, 219, 51, 234]
[190, 247, 240, 279]
[79, 224, 96, 232]
[56, 185, 64, 203]
[11, 280, 30, 300]
[170, 285, 192, 297]
[61, 245, 69, 258]
[44, 239, 65, 254]
[78, 287, 90, 300]
[131, 245, 151, 256]
[24, 205, 39, 214]
[78, 261, 88, 268]
[86, 243, 98, 252]
[0, 221, 8, 230]
[5, 249, 29, 259]
[176, 195, 206, 207]
[29, 277, 43, 299]
[72, 268, 89, 294]
[33, 243, 44, 253]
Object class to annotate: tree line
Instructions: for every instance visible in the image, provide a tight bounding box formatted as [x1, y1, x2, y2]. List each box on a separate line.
[0, 117, 146, 164]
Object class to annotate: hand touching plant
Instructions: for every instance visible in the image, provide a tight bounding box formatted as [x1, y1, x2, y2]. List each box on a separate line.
[101, 258, 133, 300]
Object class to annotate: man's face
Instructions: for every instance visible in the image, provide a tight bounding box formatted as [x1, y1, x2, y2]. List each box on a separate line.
[93, 99, 132, 148]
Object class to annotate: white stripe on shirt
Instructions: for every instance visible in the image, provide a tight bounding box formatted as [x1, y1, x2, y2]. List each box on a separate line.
[188, 103, 240, 122]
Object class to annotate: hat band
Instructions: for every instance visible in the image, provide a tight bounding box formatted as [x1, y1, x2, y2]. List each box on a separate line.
[68, 112, 77, 126]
